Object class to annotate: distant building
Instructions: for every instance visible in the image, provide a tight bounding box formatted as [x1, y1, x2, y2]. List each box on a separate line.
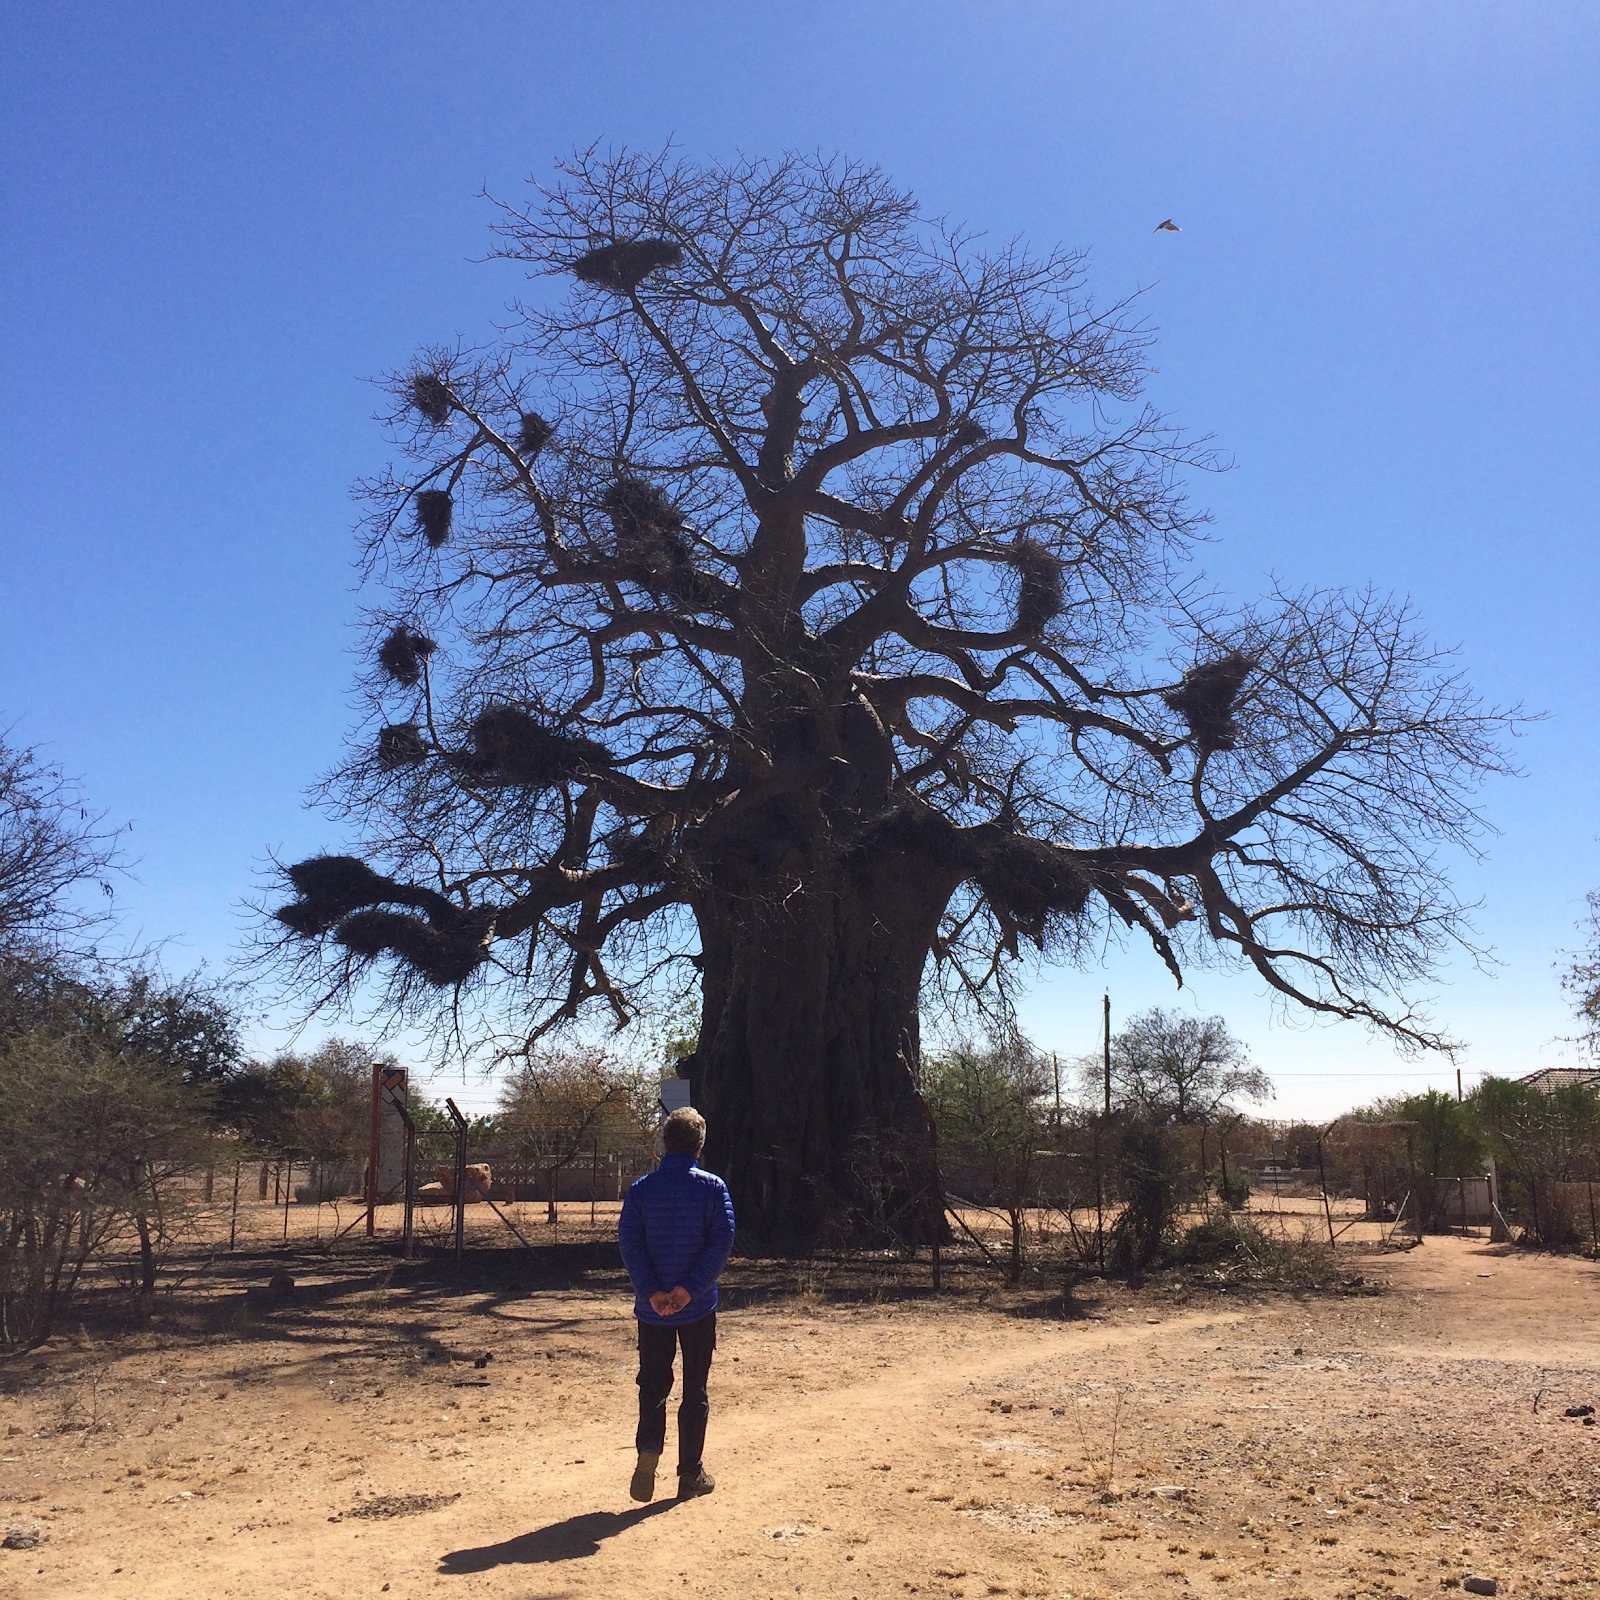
[1516, 1066, 1600, 1096]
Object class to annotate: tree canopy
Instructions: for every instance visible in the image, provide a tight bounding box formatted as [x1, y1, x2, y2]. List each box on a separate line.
[267, 148, 1514, 1245]
[1100, 1006, 1270, 1126]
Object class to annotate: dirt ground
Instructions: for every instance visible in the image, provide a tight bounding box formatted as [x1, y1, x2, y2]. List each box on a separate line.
[3, 1200, 1599, 1600]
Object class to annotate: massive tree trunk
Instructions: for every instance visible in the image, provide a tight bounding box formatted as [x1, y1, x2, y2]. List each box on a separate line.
[688, 835, 960, 1252]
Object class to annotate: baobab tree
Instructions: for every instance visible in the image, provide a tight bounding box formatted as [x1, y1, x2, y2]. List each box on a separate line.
[271, 148, 1511, 1249]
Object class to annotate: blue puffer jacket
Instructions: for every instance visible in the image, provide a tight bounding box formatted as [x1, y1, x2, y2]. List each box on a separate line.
[618, 1153, 736, 1326]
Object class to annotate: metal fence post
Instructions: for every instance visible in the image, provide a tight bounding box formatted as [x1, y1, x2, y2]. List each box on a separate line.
[446, 1098, 468, 1265]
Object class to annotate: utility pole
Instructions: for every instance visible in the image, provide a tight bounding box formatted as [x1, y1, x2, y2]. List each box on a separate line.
[1456, 1067, 1462, 1104]
[1102, 992, 1112, 1118]
[1052, 1053, 1062, 1132]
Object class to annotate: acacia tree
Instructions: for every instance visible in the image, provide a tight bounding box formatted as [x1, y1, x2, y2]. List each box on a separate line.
[497, 1049, 653, 1222]
[271, 149, 1510, 1250]
[1101, 1007, 1270, 1126]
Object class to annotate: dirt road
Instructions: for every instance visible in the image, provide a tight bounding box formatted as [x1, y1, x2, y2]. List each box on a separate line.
[4, 1233, 1599, 1599]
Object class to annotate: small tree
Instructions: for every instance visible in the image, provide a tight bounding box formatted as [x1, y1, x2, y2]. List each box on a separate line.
[1108, 1118, 1183, 1272]
[1564, 891, 1600, 1059]
[1099, 1007, 1270, 1126]
[1382, 1089, 1484, 1233]
[1471, 1075, 1600, 1248]
[923, 1039, 1049, 1281]
[0, 731, 124, 962]
[0, 1019, 210, 1347]
[497, 1048, 653, 1221]
[215, 1040, 376, 1200]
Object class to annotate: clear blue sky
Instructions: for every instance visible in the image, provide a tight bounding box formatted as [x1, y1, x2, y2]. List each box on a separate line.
[3, 2, 1596, 1117]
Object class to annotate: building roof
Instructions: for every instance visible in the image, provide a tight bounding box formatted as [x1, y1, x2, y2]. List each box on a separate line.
[1516, 1066, 1600, 1095]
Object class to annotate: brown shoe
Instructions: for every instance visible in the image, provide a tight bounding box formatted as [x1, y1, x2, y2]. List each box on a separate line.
[629, 1451, 661, 1503]
[677, 1467, 716, 1499]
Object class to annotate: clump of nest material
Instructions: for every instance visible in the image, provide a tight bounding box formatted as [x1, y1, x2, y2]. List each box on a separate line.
[1163, 650, 1255, 753]
[376, 723, 428, 768]
[376, 626, 437, 687]
[1010, 539, 1066, 636]
[515, 411, 553, 460]
[859, 809, 1088, 947]
[948, 418, 988, 448]
[607, 819, 679, 884]
[603, 476, 713, 605]
[409, 374, 454, 426]
[414, 490, 453, 548]
[274, 855, 394, 937]
[451, 705, 612, 788]
[332, 907, 491, 988]
[975, 835, 1090, 946]
[571, 238, 683, 294]
[274, 853, 493, 986]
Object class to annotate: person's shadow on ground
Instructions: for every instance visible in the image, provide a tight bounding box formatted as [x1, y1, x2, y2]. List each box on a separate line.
[438, 1501, 675, 1571]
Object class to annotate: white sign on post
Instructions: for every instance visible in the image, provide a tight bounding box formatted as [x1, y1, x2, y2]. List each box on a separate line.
[375, 1064, 408, 1201]
[658, 1077, 692, 1121]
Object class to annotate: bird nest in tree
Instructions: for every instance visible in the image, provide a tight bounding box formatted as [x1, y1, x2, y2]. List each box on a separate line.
[975, 836, 1090, 944]
[409, 374, 454, 426]
[275, 853, 493, 986]
[414, 490, 453, 548]
[377, 723, 428, 768]
[516, 411, 553, 460]
[603, 476, 712, 604]
[333, 907, 491, 988]
[449, 705, 612, 788]
[1164, 651, 1255, 752]
[571, 238, 683, 294]
[1009, 539, 1066, 636]
[377, 626, 437, 687]
[274, 855, 393, 937]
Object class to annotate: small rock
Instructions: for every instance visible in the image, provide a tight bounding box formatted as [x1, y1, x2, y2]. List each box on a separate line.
[1586, 1416, 1596, 1427]
[1153, 1485, 1191, 1500]
[999, 1402, 1013, 1414]
[1463, 1578, 1498, 1596]
[268, 1271, 294, 1298]
[1564, 1405, 1594, 1418]
[2, 1530, 40, 1550]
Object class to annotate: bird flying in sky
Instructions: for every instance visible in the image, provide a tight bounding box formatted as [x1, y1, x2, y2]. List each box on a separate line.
[1154, 219, 1180, 232]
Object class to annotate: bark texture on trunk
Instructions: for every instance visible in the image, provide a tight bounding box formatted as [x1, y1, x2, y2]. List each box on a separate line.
[689, 838, 960, 1251]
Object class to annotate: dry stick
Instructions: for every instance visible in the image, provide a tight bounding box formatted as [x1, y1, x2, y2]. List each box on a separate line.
[481, 1192, 539, 1252]
[944, 1202, 1006, 1272]
[1383, 1191, 1412, 1247]
[445, 1099, 468, 1265]
[282, 1158, 293, 1244]
[228, 1160, 241, 1252]
[1316, 1136, 1337, 1249]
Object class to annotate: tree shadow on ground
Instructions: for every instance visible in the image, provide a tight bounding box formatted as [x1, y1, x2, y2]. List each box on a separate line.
[438, 1502, 674, 1571]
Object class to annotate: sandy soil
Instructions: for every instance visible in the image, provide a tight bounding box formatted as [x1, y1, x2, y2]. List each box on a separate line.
[3, 1209, 1599, 1600]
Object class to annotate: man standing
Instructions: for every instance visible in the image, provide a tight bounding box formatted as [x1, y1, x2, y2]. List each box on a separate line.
[618, 1105, 735, 1502]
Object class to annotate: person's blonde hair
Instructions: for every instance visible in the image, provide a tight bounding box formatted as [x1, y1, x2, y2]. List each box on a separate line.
[662, 1105, 706, 1155]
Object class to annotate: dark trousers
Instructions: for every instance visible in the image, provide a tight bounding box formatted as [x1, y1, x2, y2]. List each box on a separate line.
[635, 1312, 716, 1476]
